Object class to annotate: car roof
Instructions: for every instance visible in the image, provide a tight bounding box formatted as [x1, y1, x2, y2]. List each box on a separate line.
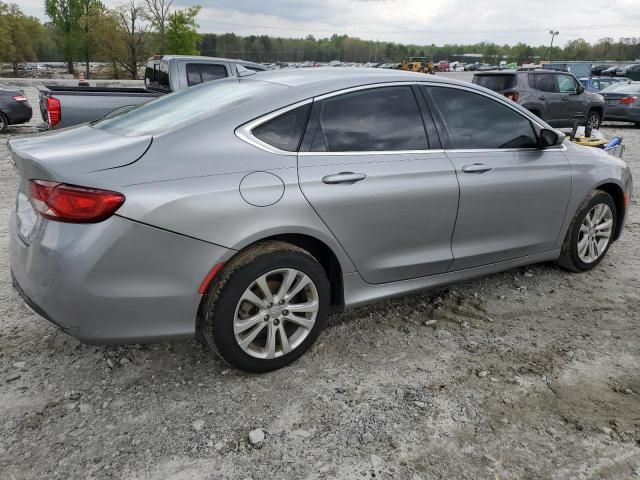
[252, 67, 464, 88]
[159, 55, 265, 69]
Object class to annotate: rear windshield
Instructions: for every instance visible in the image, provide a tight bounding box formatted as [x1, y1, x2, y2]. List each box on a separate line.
[93, 78, 285, 136]
[472, 74, 517, 91]
[601, 83, 640, 94]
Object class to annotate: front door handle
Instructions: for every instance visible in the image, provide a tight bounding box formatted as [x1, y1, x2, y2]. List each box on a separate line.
[538, 95, 546, 101]
[462, 163, 493, 174]
[322, 172, 367, 184]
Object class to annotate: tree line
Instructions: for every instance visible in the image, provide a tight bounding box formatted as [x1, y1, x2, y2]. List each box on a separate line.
[1, 1, 639, 78]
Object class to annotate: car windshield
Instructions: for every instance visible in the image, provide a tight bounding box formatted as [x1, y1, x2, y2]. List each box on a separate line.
[472, 74, 517, 91]
[601, 82, 637, 93]
[93, 78, 285, 136]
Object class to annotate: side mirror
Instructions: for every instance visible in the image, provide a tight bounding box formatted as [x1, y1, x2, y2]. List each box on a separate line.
[576, 84, 585, 94]
[538, 128, 565, 148]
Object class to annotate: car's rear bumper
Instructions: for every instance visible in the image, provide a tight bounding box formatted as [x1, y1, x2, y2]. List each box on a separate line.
[10, 210, 233, 344]
[604, 107, 640, 123]
[6, 101, 33, 125]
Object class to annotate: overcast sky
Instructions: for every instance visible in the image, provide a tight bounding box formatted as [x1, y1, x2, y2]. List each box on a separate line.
[19, 0, 640, 46]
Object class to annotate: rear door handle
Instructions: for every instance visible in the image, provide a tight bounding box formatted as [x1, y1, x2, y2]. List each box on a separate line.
[538, 95, 546, 101]
[462, 163, 493, 174]
[322, 172, 367, 184]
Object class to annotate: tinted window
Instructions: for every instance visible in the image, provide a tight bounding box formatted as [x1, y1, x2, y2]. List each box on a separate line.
[158, 60, 170, 89]
[311, 86, 427, 152]
[536, 74, 557, 93]
[558, 75, 578, 93]
[186, 64, 201, 86]
[187, 63, 227, 86]
[472, 74, 517, 91]
[428, 87, 537, 149]
[94, 79, 285, 136]
[252, 104, 311, 152]
[200, 64, 227, 82]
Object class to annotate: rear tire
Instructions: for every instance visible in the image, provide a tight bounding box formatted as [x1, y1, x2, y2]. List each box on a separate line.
[557, 190, 617, 272]
[0, 112, 8, 133]
[199, 241, 330, 373]
[587, 110, 602, 129]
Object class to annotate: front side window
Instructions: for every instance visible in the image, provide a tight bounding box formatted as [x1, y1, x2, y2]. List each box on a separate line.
[558, 75, 578, 94]
[427, 86, 537, 149]
[310, 86, 427, 152]
[252, 104, 311, 152]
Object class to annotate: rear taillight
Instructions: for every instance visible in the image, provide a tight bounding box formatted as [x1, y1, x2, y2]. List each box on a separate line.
[619, 96, 638, 105]
[29, 180, 125, 223]
[504, 92, 519, 102]
[46, 97, 61, 127]
[12, 95, 27, 102]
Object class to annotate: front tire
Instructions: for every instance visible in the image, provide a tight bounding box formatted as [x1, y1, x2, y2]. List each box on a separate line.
[199, 241, 330, 373]
[587, 110, 602, 130]
[557, 190, 617, 272]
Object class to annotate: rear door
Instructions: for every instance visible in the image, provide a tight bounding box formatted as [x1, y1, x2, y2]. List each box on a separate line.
[298, 84, 460, 284]
[531, 72, 562, 124]
[422, 85, 571, 270]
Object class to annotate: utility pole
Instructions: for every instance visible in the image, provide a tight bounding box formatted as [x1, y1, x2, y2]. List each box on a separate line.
[547, 30, 559, 62]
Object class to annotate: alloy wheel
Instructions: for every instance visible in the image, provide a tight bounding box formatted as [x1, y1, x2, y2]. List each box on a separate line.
[233, 268, 319, 359]
[587, 112, 600, 130]
[577, 203, 613, 264]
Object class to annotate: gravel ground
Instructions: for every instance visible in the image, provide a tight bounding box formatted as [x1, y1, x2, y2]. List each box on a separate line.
[1, 88, 640, 480]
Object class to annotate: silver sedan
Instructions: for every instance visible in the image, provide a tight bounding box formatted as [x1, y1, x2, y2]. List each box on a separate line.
[9, 68, 633, 372]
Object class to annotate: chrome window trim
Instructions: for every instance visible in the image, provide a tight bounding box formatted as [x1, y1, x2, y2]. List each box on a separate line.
[236, 80, 557, 156]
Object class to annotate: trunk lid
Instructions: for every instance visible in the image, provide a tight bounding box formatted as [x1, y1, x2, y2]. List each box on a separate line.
[8, 125, 152, 182]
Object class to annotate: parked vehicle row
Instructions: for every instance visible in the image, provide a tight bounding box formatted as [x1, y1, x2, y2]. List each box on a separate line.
[9, 68, 632, 372]
[472, 69, 605, 129]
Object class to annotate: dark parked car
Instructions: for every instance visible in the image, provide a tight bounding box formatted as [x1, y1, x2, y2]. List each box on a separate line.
[0, 87, 32, 133]
[600, 81, 640, 127]
[591, 64, 611, 76]
[473, 70, 605, 129]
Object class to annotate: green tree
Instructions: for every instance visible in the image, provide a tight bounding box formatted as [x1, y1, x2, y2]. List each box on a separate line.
[0, 2, 46, 74]
[165, 5, 201, 55]
[45, 0, 83, 73]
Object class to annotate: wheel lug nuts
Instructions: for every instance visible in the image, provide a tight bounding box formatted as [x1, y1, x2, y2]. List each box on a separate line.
[264, 315, 269, 322]
[279, 300, 285, 305]
[282, 310, 289, 316]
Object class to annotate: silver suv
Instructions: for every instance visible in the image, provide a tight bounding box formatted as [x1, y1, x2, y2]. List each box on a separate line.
[473, 69, 605, 129]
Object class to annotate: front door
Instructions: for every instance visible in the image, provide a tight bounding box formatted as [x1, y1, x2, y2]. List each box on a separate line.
[298, 85, 460, 284]
[422, 85, 572, 270]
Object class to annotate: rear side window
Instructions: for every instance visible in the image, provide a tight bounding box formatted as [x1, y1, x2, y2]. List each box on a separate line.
[472, 74, 517, 91]
[252, 104, 311, 152]
[310, 86, 427, 152]
[186, 63, 227, 86]
[427, 86, 537, 149]
[535, 73, 557, 93]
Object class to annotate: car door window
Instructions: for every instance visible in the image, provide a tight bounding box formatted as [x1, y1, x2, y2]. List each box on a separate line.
[536, 73, 557, 93]
[186, 63, 227, 86]
[252, 104, 311, 152]
[558, 75, 578, 94]
[310, 86, 428, 152]
[427, 86, 537, 149]
[200, 64, 227, 83]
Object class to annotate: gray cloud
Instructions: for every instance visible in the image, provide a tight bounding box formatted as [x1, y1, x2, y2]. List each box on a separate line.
[19, 0, 640, 46]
